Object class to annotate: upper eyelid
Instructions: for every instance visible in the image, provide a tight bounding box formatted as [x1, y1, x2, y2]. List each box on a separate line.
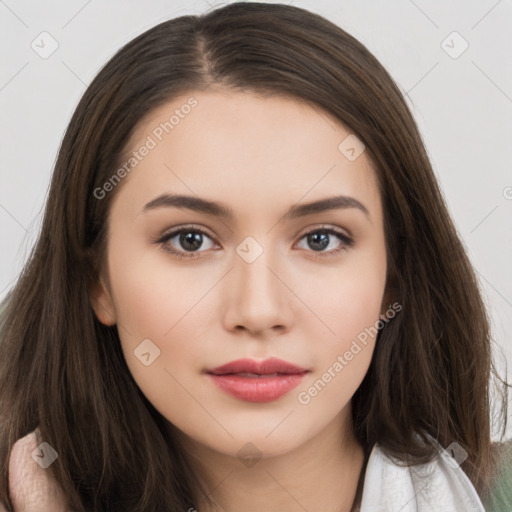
[160, 223, 351, 236]
[294, 223, 353, 240]
[160, 225, 218, 243]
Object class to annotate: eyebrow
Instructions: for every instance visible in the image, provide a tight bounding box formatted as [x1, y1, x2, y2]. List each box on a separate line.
[142, 193, 370, 221]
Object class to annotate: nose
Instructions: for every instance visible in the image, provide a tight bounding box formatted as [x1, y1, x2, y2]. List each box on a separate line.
[221, 245, 294, 337]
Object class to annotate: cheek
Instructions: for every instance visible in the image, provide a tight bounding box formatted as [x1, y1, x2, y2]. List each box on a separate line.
[299, 256, 386, 348]
[108, 248, 204, 336]
[295, 252, 386, 396]
[295, 274, 383, 414]
[105, 251, 213, 410]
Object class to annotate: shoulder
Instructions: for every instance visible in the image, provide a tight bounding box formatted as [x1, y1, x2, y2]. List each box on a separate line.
[359, 442, 485, 511]
[483, 440, 512, 512]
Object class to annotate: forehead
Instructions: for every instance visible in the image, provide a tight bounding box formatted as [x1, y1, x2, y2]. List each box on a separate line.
[112, 88, 381, 222]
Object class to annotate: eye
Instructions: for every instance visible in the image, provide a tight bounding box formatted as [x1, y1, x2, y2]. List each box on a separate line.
[155, 225, 354, 260]
[156, 226, 218, 259]
[295, 227, 354, 257]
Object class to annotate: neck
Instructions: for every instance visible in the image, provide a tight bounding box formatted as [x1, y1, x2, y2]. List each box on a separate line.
[175, 408, 366, 512]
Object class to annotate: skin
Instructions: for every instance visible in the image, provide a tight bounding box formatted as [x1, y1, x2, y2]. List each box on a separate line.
[7, 89, 389, 512]
[4, 431, 68, 511]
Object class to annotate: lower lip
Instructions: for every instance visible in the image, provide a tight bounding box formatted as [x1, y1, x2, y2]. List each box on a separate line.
[207, 373, 307, 402]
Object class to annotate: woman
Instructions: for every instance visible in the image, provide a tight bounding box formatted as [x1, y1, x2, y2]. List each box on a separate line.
[0, 2, 509, 511]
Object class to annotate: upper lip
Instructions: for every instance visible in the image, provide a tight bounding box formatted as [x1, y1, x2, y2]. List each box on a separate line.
[206, 357, 308, 376]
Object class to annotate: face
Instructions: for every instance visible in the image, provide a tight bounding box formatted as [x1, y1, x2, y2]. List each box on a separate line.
[90, 88, 389, 462]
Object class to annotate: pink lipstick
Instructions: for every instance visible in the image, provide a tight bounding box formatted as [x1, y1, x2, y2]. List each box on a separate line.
[205, 357, 309, 403]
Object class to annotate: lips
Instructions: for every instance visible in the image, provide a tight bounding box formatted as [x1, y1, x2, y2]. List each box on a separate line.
[208, 357, 308, 376]
[205, 357, 309, 403]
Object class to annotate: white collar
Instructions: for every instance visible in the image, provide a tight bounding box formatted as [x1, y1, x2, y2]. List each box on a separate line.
[359, 442, 485, 511]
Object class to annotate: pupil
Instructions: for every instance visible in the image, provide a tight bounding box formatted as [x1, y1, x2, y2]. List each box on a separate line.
[309, 232, 329, 251]
[181, 232, 202, 251]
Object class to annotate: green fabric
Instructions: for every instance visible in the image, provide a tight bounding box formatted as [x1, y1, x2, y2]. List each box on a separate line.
[483, 442, 512, 511]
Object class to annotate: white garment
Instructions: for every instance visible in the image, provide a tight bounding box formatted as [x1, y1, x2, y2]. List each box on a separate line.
[359, 442, 485, 511]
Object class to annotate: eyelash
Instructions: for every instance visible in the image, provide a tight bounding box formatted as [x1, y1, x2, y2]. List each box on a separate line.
[155, 225, 354, 260]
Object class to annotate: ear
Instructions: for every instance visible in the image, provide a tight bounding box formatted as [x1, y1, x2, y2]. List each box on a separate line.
[89, 274, 117, 326]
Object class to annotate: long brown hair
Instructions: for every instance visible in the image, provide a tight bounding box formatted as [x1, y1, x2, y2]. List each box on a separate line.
[0, 2, 508, 510]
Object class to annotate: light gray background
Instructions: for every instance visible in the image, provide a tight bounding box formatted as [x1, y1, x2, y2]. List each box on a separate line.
[1, 0, 511, 438]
